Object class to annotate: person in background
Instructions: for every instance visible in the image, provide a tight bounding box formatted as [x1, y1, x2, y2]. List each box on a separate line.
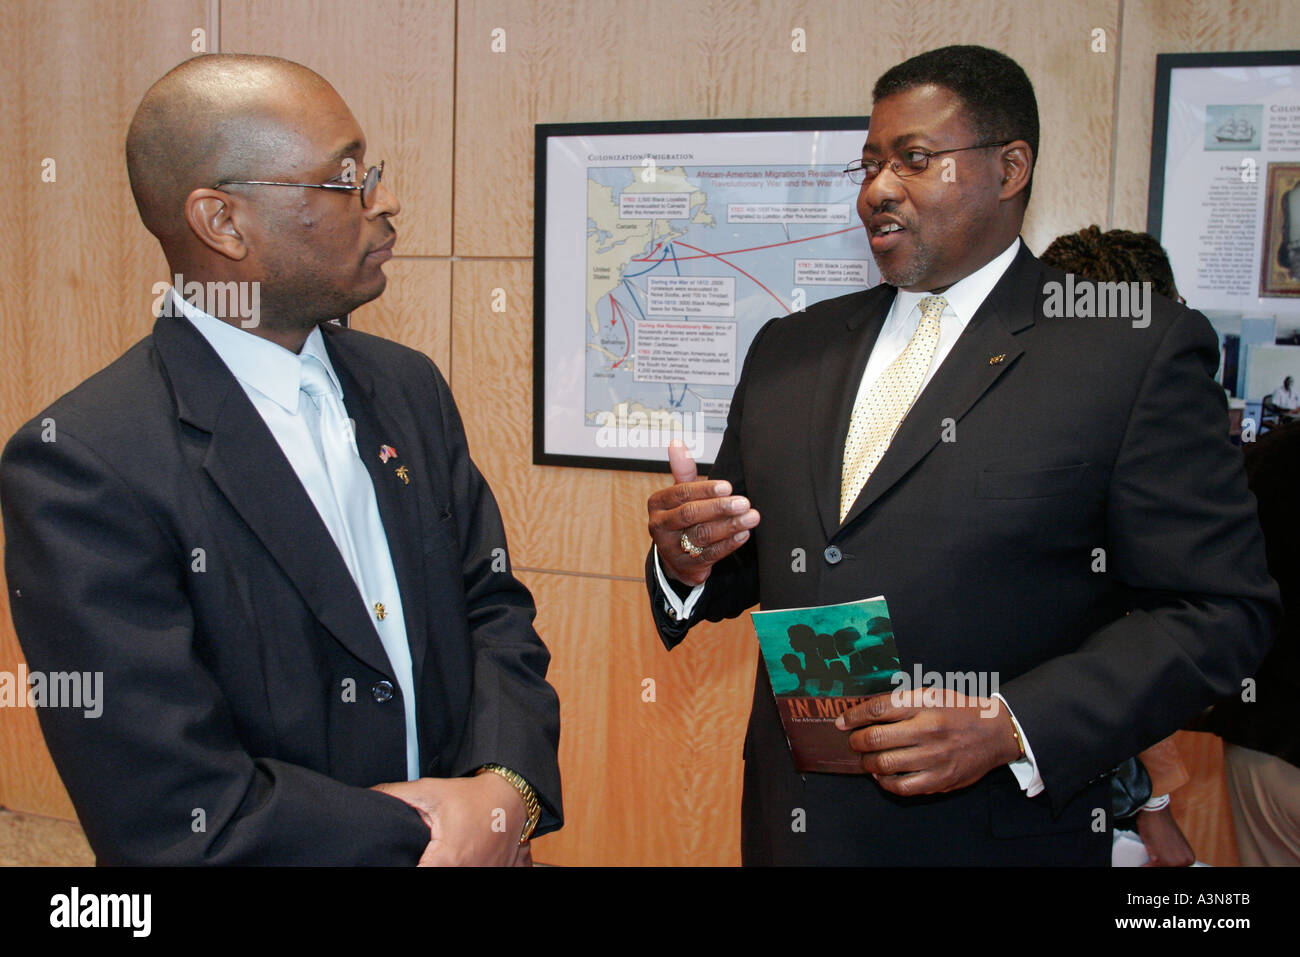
[1269, 376, 1300, 420]
[1271, 376, 1299, 409]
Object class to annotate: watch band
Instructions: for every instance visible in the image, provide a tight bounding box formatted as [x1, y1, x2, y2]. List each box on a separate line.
[477, 764, 541, 844]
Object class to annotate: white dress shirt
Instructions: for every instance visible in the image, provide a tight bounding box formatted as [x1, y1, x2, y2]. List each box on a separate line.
[654, 238, 1045, 795]
[174, 291, 421, 781]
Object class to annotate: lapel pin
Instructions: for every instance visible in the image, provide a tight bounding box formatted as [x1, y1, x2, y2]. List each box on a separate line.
[394, 465, 410, 485]
[379, 444, 397, 463]
[373, 602, 387, 621]
[989, 354, 1006, 365]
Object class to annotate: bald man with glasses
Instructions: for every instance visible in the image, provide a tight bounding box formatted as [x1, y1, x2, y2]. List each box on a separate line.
[2, 54, 561, 865]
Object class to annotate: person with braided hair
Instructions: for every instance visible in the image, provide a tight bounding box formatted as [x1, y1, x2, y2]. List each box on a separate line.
[1040, 225, 1182, 303]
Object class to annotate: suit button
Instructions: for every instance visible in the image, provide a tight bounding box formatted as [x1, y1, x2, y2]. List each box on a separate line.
[824, 545, 842, 565]
[372, 680, 395, 703]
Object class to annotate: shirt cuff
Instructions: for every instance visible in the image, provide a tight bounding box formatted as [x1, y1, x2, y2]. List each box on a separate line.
[652, 545, 706, 623]
[994, 693, 1044, 797]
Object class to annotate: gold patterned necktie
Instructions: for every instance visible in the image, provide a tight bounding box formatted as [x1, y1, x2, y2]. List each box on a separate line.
[839, 294, 948, 522]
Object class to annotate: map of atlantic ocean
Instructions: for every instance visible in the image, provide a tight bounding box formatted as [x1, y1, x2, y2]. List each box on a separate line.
[584, 164, 876, 455]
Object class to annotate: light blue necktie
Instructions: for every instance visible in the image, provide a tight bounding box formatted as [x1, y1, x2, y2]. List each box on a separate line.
[300, 355, 419, 779]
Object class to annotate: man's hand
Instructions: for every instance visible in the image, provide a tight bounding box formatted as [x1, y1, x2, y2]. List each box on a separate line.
[647, 441, 760, 587]
[372, 774, 528, 866]
[1136, 806, 1195, 866]
[835, 690, 1023, 796]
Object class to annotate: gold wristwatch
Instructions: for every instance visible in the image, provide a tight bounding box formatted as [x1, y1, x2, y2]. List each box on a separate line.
[477, 764, 541, 844]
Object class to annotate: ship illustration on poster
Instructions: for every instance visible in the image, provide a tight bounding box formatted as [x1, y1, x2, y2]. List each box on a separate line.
[750, 596, 900, 773]
[1202, 104, 1263, 152]
[1214, 117, 1257, 143]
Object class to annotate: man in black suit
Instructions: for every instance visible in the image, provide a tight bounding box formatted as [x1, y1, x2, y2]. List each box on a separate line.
[1, 54, 560, 864]
[644, 45, 1277, 865]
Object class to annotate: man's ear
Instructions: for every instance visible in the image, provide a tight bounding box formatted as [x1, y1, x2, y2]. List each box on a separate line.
[997, 141, 1033, 202]
[185, 188, 250, 261]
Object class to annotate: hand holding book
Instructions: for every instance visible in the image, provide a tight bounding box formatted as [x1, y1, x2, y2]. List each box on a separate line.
[835, 690, 1024, 794]
[751, 596, 1024, 786]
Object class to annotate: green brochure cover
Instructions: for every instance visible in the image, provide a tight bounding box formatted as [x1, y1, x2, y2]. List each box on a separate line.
[750, 595, 899, 773]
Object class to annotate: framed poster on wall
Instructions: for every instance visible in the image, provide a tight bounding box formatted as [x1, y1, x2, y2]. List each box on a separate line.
[1147, 51, 1300, 418]
[534, 117, 873, 472]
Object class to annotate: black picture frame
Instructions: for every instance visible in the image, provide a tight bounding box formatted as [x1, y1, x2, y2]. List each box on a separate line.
[1147, 49, 1300, 239]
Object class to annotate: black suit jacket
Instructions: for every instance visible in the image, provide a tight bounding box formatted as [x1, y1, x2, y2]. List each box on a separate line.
[647, 243, 1278, 865]
[2, 315, 561, 864]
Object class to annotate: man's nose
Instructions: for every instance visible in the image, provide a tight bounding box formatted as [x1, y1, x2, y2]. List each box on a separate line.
[860, 165, 904, 213]
[368, 180, 401, 218]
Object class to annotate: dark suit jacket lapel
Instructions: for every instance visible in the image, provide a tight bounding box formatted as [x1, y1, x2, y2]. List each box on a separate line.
[838, 244, 1040, 531]
[324, 329, 431, 687]
[151, 315, 396, 679]
[809, 290, 891, 541]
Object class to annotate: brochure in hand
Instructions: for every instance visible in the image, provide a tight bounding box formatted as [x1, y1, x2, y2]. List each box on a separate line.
[750, 595, 899, 773]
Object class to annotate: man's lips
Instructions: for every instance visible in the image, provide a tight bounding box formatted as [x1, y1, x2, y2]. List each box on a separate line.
[367, 235, 397, 261]
[867, 216, 906, 253]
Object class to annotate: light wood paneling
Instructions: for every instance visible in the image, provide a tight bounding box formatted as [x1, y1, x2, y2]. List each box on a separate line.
[350, 258, 452, 371]
[1170, 730, 1240, 867]
[452, 259, 667, 578]
[520, 570, 755, 866]
[0, 0, 207, 821]
[221, 0, 456, 257]
[455, 0, 1119, 257]
[1113, 0, 1300, 236]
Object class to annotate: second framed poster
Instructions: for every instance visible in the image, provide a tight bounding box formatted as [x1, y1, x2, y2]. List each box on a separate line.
[535, 118, 873, 472]
[1146, 51, 1300, 427]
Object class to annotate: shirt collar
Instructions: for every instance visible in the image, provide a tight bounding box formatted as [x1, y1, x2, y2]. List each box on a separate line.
[889, 237, 1021, 327]
[171, 288, 342, 413]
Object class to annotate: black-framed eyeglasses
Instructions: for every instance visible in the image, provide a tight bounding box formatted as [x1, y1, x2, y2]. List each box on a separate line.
[844, 143, 1009, 184]
[213, 160, 386, 207]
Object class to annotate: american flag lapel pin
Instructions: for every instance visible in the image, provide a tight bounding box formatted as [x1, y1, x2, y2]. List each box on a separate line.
[379, 444, 397, 463]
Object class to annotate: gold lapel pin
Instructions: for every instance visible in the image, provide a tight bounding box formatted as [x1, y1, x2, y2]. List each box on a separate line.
[394, 465, 410, 485]
[989, 354, 1007, 365]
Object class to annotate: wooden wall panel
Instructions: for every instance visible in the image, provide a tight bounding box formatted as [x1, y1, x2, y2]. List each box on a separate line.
[0, 0, 208, 820]
[221, 0, 456, 257]
[452, 259, 665, 579]
[349, 258, 452, 372]
[455, 0, 1119, 257]
[1170, 730, 1241, 867]
[1113, 0, 1300, 235]
[519, 570, 755, 866]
